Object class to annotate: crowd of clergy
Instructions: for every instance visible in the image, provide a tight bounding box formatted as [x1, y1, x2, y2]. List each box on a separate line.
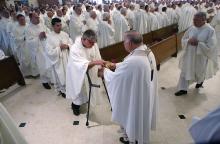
[0, 0, 220, 143]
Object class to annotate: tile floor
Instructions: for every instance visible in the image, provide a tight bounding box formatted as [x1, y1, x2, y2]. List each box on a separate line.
[1, 54, 220, 144]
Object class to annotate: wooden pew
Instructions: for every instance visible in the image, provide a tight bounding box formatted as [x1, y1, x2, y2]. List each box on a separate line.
[149, 35, 177, 70]
[100, 42, 128, 62]
[143, 32, 154, 45]
[152, 24, 178, 41]
[0, 56, 25, 90]
[100, 24, 179, 68]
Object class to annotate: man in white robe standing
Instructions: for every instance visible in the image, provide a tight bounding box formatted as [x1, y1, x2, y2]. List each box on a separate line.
[189, 106, 220, 143]
[86, 11, 99, 33]
[46, 18, 73, 97]
[66, 29, 106, 116]
[44, 10, 54, 31]
[127, 4, 135, 30]
[11, 14, 30, 77]
[98, 30, 158, 144]
[175, 12, 219, 96]
[144, 5, 153, 33]
[25, 12, 52, 89]
[97, 12, 115, 48]
[149, 7, 160, 31]
[134, 3, 148, 34]
[69, 4, 88, 42]
[178, 3, 197, 32]
[113, 8, 130, 43]
[54, 9, 69, 34]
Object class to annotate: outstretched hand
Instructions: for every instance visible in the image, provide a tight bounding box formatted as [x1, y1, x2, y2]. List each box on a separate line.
[88, 60, 106, 69]
[105, 61, 116, 70]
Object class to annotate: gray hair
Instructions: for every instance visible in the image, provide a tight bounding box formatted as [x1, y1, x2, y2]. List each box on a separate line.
[102, 12, 110, 21]
[124, 30, 143, 45]
[82, 29, 97, 42]
[194, 12, 207, 21]
[120, 8, 127, 15]
[129, 4, 135, 10]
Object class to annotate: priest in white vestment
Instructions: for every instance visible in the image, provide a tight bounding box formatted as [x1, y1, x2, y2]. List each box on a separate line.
[134, 4, 148, 34]
[25, 12, 52, 89]
[86, 11, 99, 33]
[160, 7, 170, 28]
[97, 12, 115, 48]
[113, 8, 130, 42]
[175, 12, 219, 96]
[149, 8, 160, 31]
[98, 30, 158, 144]
[69, 4, 88, 42]
[178, 3, 197, 32]
[46, 18, 73, 97]
[127, 4, 135, 30]
[11, 14, 31, 77]
[144, 5, 153, 33]
[189, 106, 220, 143]
[66, 29, 107, 116]
[154, 7, 163, 29]
[54, 9, 69, 34]
[44, 11, 54, 31]
[167, 5, 178, 25]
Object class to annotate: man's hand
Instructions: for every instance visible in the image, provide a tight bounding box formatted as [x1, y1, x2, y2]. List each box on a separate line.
[60, 44, 69, 50]
[88, 60, 106, 69]
[188, 37, 198, 46]
[105, 61, 116, 70]
[39, 32, 47, 40]
[98, 67, 104, 78]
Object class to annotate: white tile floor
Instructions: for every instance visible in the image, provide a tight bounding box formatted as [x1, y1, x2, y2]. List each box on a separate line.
[1, 54, 220, 144]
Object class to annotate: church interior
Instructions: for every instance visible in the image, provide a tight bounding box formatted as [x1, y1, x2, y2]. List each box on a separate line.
[0, 0, 220, 144]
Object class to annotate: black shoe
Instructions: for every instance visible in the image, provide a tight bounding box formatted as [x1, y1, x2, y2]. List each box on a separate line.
[59, 92, 66, 98]
[71, 103, 80, 116]
[195, 82, 203, 89]
[175, 90, 187, 96]
[42, 83, 51, 89]
[119, 137, 129, 144]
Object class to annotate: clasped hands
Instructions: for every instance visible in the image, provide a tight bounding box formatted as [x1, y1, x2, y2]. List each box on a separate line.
[39, 32, 47, 40]
[88, 60, 116, 78]
[188, 37, 199, 46]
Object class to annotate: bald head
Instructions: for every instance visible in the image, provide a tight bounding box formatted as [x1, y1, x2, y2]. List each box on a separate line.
[90, 11, 97, 19]
[120, 8, 127, 16]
